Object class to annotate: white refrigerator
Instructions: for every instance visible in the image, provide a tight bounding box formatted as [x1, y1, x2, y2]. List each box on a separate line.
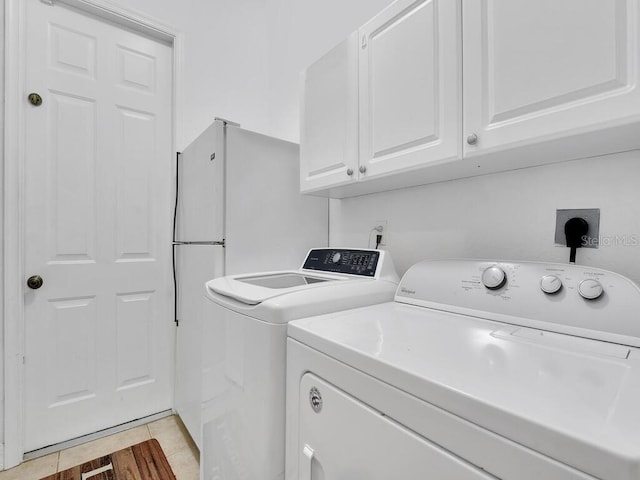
[173, 118, 328, 447]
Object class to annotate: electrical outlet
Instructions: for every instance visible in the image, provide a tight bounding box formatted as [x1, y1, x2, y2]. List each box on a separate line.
[554, 209, 600, 248]
[375, 220, 388, 246]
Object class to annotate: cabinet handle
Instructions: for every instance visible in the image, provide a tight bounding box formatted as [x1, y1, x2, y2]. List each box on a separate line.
[362, 35, 367, 49]
[346, 168, 354, 176]
[301, 444, 314, 480]
[359, 165, 367, 174]
[467, 133, 478, 145]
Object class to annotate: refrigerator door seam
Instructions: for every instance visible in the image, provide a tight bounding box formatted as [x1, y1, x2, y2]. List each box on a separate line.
[214, 116, 240, 127]
[173, 241, 225, 246]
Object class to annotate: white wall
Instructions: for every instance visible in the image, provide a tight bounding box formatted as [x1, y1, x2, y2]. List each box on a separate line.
[122, 0, 396, 145]
[263, 0, 395, 142]
[330, 151, 640, 283]
[120, 0, 271, 149]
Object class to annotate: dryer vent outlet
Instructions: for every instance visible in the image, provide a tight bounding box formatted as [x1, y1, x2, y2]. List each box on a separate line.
[554, 209, 600, 249]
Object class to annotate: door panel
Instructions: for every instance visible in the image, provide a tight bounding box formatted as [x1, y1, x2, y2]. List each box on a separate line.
[115, 291, 155, 390]
[359, 0, 461, 178]
[300, 32, 359, 192]
[116, 108, 155, 259]
[48, 92, 97, 260]
[49, 23, 97, 78]
[463, 0, 640, 155]
[47, 296, 97, 407]
[371, 2, 436, 153]
[24, 1, 173, 451]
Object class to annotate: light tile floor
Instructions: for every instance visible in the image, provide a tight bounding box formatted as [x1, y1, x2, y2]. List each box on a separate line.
[0, 415, 199, 480]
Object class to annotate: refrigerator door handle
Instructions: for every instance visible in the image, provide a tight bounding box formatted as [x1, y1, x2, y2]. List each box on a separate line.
[173, 151, 181, 244]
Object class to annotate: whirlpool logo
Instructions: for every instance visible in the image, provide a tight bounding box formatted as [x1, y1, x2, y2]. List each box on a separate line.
[400, 287, 416, 295]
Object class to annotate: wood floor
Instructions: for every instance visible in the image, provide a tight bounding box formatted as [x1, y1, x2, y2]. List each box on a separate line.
[41, 439, 175, 480]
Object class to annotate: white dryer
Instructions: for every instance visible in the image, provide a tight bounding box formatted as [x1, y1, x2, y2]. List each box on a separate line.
[286, 259, 640, 480]
[200, 248, 399, 480]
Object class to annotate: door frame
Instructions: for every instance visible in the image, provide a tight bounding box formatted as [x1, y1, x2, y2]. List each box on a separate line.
[2, 0, 183, 468]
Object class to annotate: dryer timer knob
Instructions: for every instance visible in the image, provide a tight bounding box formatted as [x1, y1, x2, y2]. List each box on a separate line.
[540, 275, 562, 294]
[578, 278, 604, 300]
[481, 266, 507, 290]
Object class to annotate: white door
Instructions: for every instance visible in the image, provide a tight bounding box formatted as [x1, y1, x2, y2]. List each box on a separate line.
[23, 0, 174, 451]
[463, 0, 640, 156]
[358, 0, 461, 179]
[300, 32, 359, 193]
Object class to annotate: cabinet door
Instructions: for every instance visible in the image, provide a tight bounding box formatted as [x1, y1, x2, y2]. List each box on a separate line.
[300, 33, 359, 193]
[463, 0, 640, 157]
[359, 0, 461, 180]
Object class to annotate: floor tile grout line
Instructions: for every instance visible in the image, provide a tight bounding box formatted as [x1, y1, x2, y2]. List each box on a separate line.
[4, 416, 195, 479]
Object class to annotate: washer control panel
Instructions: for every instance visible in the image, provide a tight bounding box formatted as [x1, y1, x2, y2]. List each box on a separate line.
[396, 260, 640, 346]
[302, 249, 380, 277]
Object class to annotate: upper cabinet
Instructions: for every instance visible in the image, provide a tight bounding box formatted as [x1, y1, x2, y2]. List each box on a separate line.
[359, 0, 461, 180]
[463, 0, 640, 159]
[301, 0, 640, 198]
[300, 32, 359, 192]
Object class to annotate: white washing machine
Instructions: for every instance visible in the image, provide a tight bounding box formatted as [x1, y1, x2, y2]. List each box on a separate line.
[286, 259, 640, 480]
[200, 248, 399, 480]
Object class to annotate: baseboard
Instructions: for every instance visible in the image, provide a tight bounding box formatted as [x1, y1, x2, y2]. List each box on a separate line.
[23, 410, 172, 461]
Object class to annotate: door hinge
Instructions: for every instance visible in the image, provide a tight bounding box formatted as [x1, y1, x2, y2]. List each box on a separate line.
[40, 0, 54, 6]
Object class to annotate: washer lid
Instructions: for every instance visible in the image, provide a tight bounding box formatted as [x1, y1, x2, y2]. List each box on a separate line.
[235, 272, 333, 290]
[207, 270, 349, 305]
[288, 303, 640, 480]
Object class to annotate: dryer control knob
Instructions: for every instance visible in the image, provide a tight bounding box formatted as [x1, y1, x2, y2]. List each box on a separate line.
[540, 275, 562, 294]
[578, 278, 604, 300]
[481, 266, 507, 290]
[331, 252, 342, 264]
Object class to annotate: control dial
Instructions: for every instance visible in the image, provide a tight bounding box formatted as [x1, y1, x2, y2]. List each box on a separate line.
[481, 266, 507, 290]
[578, 278, 604, 300]
[330, 252, 342, 264]
[540, 275, 562, 294]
